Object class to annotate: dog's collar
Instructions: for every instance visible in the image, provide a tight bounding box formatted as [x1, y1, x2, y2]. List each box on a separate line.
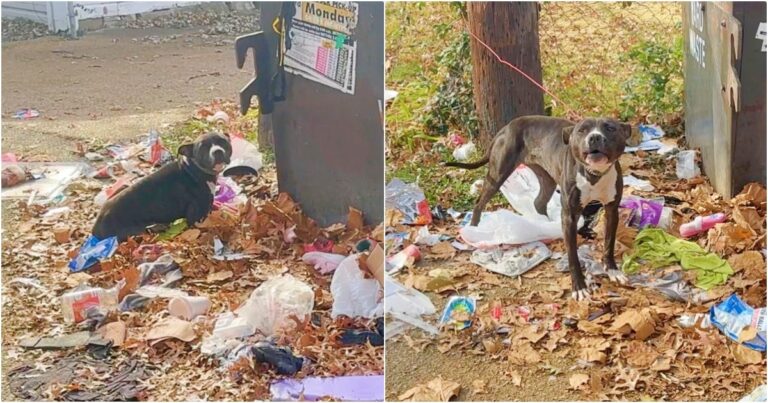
[182, 156, 218, 176]
[582, 164, 613, 181]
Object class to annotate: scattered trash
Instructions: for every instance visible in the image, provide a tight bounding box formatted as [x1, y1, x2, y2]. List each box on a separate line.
[470, 241, 551, 277]
[554, 245, 606, 276]
[680, 213, 728, 238]
[331, 254, 383, 318]
[94, 174, 135, 206]
[168, 296, 211, 320]
[459, 209, 562, 248]
[1, 165, 28, 188]
[386, 179, 432, 225]
[340, 317, 384, 346]
[676, 150, 701, 179]
[501, 165, 562, 220]
[1, 162, 87, 203]
[629, 271, 710, 304]
[414, 226, 447, 246]
[677, 312, 711, 328]
[13, 108, 40, 119]
[740, 385, 768, 402]
[622, 228, 734, 290]
[302, 252, 346, 274]
[625, 124, 665, 153]
[131, 244, 164, 263]
[469, 178, 484, 196]
[440, 296, 476, 330]
[252, 341, 304, 375]
[385, 277, 438, 336]
[212, 311, 256, 339]
[68, 235, 119, 272]
[156, 218, 188, 241]
[452, 142, 476, 162]
[60, 285, 120, 324]
[236, 274, 314, 336]
[448, 133, 466, 147]
[304, 238, 335, 253]
[623, 174, 655, 191]
[270, 375, 385, 401]
[145, 317, 196, 345]
[710, 294, 766, 351]
[223, 135, 263, 177]
[386, 244, 421, 274]
[142, 130, 172, 166]
[213, 237, 251, 260]
[206, 110, 230, 123]
[620, 196, 672, 229]
[19, 331, 94, 349]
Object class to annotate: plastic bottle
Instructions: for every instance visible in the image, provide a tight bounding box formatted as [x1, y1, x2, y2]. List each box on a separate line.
[679, 213, 727, 238]
[61, 286, 119, 323]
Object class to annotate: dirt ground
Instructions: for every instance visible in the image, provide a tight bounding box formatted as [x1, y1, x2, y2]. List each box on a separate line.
[2, 26, 254, 159]
[1, 19, 255, 400]
[386, 259, 586, 402]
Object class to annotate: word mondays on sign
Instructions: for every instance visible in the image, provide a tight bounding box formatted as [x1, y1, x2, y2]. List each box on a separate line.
[300, 2, 358, 34]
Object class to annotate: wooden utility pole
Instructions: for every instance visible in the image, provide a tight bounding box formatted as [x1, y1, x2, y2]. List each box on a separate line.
[467, 2, 544, 148]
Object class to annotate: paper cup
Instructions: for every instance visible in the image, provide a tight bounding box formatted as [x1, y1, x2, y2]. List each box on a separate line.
[168, 296, 211, 320]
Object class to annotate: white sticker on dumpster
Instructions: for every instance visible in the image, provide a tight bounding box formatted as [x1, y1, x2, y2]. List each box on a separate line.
[757, 22, 767, 52]
[284, 2, 358, 94]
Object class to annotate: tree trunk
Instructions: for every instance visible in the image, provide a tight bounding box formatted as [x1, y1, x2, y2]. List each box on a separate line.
[467, 2, 544, 149]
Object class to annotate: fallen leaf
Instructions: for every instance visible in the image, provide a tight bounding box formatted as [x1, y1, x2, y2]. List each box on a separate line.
[206, 270, 233, 282]
[178, 228, 201, 242]
[608, 309, 656, 341]
[505, 370, 522, 386]
[398, 376, 461, 401]
[650, 356, 671, 371]
[471, 379, 487, 395]
[96, 321, 126, 347]
[569, 373, 589, 389]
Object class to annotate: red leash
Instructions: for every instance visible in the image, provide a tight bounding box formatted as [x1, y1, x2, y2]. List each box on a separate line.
[466, 28, 582, 120]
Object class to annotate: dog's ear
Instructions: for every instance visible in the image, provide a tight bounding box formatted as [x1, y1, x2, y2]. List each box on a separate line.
[178, 143, 194, 158]
[562, 126, 574, 144]
[620, 123, 632, 141]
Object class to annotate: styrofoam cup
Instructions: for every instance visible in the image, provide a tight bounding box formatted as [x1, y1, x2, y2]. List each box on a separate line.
[168, 296, 211, 320]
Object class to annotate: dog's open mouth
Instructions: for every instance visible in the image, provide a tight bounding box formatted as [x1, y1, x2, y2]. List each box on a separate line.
[583, 150, 608, 164]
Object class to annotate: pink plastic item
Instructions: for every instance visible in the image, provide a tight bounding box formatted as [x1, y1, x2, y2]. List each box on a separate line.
[679, 213, 727, 238]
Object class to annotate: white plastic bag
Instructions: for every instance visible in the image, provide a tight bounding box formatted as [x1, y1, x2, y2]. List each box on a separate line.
[676, 150, 700, 179]
[384, 276, 436, 317]
[236, 274, 314, 336]
[459, 209, 563, 248]
[500, 165, 561, 220]
[330, 254, 383, 318]
[452, 142, 476, 162]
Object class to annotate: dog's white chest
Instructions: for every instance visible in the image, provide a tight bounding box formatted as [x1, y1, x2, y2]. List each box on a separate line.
[576, 166, 617, 206]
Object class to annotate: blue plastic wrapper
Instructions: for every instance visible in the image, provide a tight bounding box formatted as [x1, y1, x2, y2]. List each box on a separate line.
[68, 235, 118, 272]
[440, 296, 476, 330]
[710, 294, 766, 351]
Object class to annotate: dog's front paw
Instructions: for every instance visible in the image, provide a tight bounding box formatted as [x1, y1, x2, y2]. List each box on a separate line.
[606, 267, 628, 285]
[571, 288, 592, 301]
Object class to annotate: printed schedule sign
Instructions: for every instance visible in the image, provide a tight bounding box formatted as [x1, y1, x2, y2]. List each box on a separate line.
[284, 2, 359, 94]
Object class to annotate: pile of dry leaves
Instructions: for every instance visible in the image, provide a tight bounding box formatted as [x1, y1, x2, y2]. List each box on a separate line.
[1, 102, 383, 401]
[387, 140, 765, 401]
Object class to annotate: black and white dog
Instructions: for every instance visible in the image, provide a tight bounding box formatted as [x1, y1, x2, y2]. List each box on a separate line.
[447, 116, 631, 300]
[92, 132, 232, 241]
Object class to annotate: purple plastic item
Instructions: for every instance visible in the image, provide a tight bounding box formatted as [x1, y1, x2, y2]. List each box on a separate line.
[270, 375, 384, 401]
[620, 197, 664, 228]
[214, 179, 237, 204]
